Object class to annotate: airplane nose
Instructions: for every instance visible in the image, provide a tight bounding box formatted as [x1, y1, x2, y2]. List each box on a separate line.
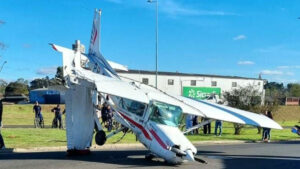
[185, 149, 194, 161]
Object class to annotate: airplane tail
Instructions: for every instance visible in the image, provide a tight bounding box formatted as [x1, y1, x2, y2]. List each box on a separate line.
[87, 9, 120, 78]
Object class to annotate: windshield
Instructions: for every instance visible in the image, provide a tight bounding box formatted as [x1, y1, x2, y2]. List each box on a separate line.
[149, 101, 183, 127]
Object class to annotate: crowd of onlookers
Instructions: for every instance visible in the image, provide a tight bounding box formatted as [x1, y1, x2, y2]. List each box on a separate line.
[185, 116, 223, 136]
[33, 101, 65, 129]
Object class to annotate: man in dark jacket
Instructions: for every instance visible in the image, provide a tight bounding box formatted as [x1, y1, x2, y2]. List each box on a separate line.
[52, 104, 63, 129]
[0, 99, 5, 149]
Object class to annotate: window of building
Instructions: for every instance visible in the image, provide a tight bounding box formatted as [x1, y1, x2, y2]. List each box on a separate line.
[232, 82, 237, 87]
[168, 79, 174, 85]
[258, 82, 261, 86]
[142, 78, 149, 85]
[211, 81, 217, 87]
[191, 80, 196, 86]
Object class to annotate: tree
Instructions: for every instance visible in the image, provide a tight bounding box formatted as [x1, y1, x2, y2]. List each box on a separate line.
[55, 66, 63, 80]
[287, 83, 300, 97]
[264, 82, 286, 105]
[223, 85, 262, 135]
[5, 80, 29, 96]
[30, 78, 50, 90]
[0, 79, 7, 95]
[30, 66, 64, 90]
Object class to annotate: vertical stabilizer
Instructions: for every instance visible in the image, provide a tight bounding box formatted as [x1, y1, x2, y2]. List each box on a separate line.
[87, 9, 119, 79]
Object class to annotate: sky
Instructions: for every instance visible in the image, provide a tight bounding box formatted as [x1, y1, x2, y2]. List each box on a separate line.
[0, 0, 300, 85]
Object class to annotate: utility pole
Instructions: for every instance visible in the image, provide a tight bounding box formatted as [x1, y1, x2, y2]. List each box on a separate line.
[147, 0, 159, 88]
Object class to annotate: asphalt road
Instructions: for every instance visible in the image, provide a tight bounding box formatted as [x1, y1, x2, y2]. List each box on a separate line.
[0, 141, 299, 169]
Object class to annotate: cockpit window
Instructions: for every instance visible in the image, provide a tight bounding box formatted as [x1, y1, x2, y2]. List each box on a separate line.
[149, 101, 183, 127]
[120, 98, 146, 116]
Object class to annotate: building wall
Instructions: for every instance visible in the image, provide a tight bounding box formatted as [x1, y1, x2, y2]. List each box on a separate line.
[118, 72, 265, 102]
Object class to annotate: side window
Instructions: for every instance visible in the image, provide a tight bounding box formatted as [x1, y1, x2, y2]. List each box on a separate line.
[142, 78, 149, 85]
[121, 98, 146, 116]
[168, 79, 174, 85]
[211, 81, 217, 87]
[191, 80, 196, 86]
[232, 82, 237, 87]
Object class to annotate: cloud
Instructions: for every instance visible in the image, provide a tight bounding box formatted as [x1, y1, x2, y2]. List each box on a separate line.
[260, 70, 283, 75]
[277, 65, 300, 69]
[160, 0, 236, 17]
[233, 35, 246, 41]
[286, 72, 294, 76]
[255, 45, 300, 56]
[36, 66, 57, 75]
[237, 61, 254, 65]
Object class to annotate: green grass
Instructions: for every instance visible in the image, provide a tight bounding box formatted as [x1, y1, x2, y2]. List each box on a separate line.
[1, 104, 300, 148]
[2, 104, 65, 126]
[1, 127, 299, 149]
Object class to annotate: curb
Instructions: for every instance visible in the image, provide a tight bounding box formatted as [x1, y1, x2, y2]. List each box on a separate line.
[9, 140, 249, 153]
[3, 139, 300, 153]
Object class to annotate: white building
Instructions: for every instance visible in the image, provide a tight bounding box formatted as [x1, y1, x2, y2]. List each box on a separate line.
[117, 69, 266, 102]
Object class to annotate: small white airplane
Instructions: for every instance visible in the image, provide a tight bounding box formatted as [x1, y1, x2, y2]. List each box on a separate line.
[50, 9, 282, 164]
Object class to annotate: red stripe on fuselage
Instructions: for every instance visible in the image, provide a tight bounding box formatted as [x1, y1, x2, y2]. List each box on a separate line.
[92, 30, 97, 45]
[150, 129, 167, 150]
[119, 112, 152, 141]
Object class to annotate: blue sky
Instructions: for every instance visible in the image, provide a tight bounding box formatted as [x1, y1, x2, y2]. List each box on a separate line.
[0, 0, 300, 84]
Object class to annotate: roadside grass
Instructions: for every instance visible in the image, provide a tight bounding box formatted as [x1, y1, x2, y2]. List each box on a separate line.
[2, 104, 65, 126]
[2, 127, 299, 149]
[1, 104, 299, 148]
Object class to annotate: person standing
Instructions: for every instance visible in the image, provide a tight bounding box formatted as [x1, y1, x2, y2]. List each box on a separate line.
[262, 110, 273, 142]
[0, 99, 5, 149]
[33, 101, 43, 124]
[215, 120, 223, 136]
[52, 104, 63, 129]
[203, 118, 211, 134]
[192, 116, 199, 134]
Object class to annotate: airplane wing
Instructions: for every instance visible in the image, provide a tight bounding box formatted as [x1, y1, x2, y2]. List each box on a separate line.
[75, 67, 149, 104]
[174, 96, 282, 130]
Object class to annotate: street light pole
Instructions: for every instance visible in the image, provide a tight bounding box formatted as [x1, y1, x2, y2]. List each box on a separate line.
[148, 0, 158, 88]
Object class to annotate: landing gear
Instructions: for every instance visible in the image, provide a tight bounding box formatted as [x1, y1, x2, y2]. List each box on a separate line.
[95, 130, 106, 146]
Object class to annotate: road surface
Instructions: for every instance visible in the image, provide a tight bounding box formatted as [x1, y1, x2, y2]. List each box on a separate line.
[0, 141, 299, 169]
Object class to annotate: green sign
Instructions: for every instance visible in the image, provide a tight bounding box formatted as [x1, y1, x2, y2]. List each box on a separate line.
[182, 87, 221, 100]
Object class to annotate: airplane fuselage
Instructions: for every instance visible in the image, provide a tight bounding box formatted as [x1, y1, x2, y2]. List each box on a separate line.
[109, 96, 197, 164]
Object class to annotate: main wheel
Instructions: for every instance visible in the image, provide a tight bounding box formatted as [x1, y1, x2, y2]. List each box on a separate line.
[95, 130, 106, 146]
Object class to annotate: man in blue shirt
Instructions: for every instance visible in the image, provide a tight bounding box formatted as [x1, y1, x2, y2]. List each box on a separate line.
[52, 104, 63, 129]
[33, 101, 43, 125]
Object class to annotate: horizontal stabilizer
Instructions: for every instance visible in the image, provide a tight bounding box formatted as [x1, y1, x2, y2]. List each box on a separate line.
[107, 60, 128, 71]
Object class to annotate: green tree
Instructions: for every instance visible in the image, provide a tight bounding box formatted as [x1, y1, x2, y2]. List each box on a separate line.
[0, 79, 7, 95]
[223, 85, 262, 135]
[5, 79, 29, 96]
[287, 83, 300, 97]
[264, 82, 286, 105]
